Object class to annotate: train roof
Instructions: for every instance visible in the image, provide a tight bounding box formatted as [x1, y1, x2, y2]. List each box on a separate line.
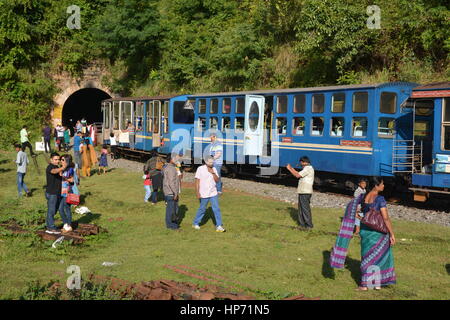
[103, 95, 178, 102]
[190, 82, 418, 98]
[412, 82, 450, 91]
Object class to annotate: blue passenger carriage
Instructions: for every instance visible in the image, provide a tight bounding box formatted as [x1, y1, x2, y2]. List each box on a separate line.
[190, 83, 417, 187]
[400, 82, 450, 200]
[101, 95, 193, 159]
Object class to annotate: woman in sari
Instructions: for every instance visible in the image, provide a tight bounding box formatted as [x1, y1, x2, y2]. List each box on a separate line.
[330, 177, 396, 291]
[357, 177, 396, 290]
[81, 133, 97, 177]
[59, 154, 75, 232]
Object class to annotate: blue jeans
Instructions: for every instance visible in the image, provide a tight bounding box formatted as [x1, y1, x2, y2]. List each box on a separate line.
[16, 172, 29, 197]
[151, 188, 159, 204]
[213, 164, 222, 192]
[193, 195, 223, 227]
[144, 185, 152, 202]
[46, 193, 62, 230]
[59, 196, 72, 225]
[165, 195, 179, 229]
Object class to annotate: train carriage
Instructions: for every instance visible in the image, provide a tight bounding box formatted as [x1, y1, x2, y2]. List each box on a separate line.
[190, 82, 417, 187]
[101, 95, 193, 159]
[401, 82, 450, 200]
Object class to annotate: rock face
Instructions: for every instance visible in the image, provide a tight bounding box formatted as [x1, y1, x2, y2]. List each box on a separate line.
[108, 158, 450, 227]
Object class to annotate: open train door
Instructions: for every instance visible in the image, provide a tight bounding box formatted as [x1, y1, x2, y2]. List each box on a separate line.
[244, 95, 265, 156]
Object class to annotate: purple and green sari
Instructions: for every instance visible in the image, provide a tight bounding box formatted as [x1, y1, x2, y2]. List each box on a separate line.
[359, 196, 396, 287]
[330, 194, 396, 287]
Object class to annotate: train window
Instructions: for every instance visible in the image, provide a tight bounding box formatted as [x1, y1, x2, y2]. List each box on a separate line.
[236, 97, 245, 114]
[444, 98, 450, 122]
[352, 92, 368, 113]
[294, 95, 305, 113]
[312, 94, 324, 113]
[293, 117, 305, 136]
[199, 99, 206, 114]
[352, 117, 368, 137]
[146, 101, 153, 133]
[277, 96, 288, 113]
[235, 117, 244, 132]
[210, 117, 218, 129]
[163, 101, 169, 133]
[276, 117, 287, 135]
[330, 117, 344, 137]
[103, 103, 110, 129]
[378, 118, 395, 138]
[442, 98, 450, 150]
[332, 93, 345, 113]
[120, 102, 132, 130]
[198, 117, 207, 131]
[311, 117, 324, 136]
[380, 92, 397, 114]
[135, 102, 144, 131]
[223, 98, 231, 114]
[210, 99, 218, 114]
[113, 102, 119, 130]
[173, 100, 195, 124]
[222, 117, 231, 131]
[153, 100, 161, 133]
[249, 102, 260, 131]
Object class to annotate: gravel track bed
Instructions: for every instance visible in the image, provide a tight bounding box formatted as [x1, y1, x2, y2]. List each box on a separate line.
[109, 158, 450, 227]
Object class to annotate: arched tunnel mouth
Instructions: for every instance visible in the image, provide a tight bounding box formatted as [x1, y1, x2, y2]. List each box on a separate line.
[62, 88, 111, 132]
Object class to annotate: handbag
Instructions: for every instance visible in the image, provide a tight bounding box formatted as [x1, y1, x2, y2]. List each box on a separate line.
[66, 193, 80, 205]
[361, 207, 388, 234]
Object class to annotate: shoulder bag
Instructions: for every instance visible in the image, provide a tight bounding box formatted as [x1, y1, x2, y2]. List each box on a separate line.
[361, 207, 389, 234]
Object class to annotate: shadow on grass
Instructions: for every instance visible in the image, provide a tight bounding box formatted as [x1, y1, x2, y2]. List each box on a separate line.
[0, 168, 12, 173]
[0, 160, 9, 165]
[322, 250, 361, 285]
[446, 264, 450, 275]
[74, 213, 101, 225]
[80, 192, 92, 205]
[286, 207, 300, 226]
[198, 206, 219, 227]
[177, 205, 188, 225]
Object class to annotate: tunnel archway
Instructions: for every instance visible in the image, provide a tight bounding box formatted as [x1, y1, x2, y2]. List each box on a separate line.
[62, 88, 111, 131]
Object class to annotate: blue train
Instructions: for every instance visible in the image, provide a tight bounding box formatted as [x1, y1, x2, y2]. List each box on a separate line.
[101, 81, 450, 201]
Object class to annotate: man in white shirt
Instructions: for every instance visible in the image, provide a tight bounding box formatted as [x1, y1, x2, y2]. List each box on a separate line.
[15, 143, 31, 197]
[287, 156, 315, 229]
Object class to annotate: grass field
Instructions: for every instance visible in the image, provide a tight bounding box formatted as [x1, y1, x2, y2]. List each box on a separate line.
[0, 149, 449, 300]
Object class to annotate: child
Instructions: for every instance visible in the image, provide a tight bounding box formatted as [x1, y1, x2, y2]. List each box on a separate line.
[353, 178, 367, 235]
[110, 132, 117, 161]
[143, 170, 152, 203]
[98, 144, 108, 174]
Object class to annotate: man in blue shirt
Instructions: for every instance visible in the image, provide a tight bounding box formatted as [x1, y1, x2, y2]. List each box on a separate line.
[73, 131, 83, 176]
[15, 143, 31, 197]
[208, 133, 223, 194]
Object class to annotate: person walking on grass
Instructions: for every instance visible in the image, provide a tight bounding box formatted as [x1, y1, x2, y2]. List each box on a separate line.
[15, 143, 31, 197]
[20, 125, 36, 157]
[162, 153, 181, 230]
[98, 144, 108, 174]
[45, 152, 65, 234]
[192, 156, 225, 232]
[144, 150, 164, 205]
[286, 156, 315, 230]
[208, 133, 223, 194]
[42, 124, 52, 153]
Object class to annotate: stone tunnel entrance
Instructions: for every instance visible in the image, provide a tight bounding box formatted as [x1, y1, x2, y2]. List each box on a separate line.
[61, 88, 111, 131]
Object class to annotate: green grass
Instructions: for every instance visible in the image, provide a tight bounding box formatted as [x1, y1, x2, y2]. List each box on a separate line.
[0, 149, 449, 300]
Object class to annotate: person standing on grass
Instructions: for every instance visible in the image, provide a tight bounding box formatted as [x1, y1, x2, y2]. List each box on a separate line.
[15, 143, 31, 197]
[20, 125, 36, 157]
[353, 178, 367, 235]
[286, 156, 315, 230]
[73, 131, 83, 177]
[63, 126, 71, 151]
[192, 156, 225, 232]
[162, 153, 181, 230]
[98, 144, 108, 174]
[59, 154, 75, 233]
[207, 133, 223, 194]
[143, 170, 153, 202]
[144, 150, 164, 205]
[45, 152, 66, 234]
[42, 125, 52, 153]
[109, 132, 118, 161]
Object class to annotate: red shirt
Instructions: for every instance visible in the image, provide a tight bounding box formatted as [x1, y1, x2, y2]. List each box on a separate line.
[144, 174, 152, 186]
